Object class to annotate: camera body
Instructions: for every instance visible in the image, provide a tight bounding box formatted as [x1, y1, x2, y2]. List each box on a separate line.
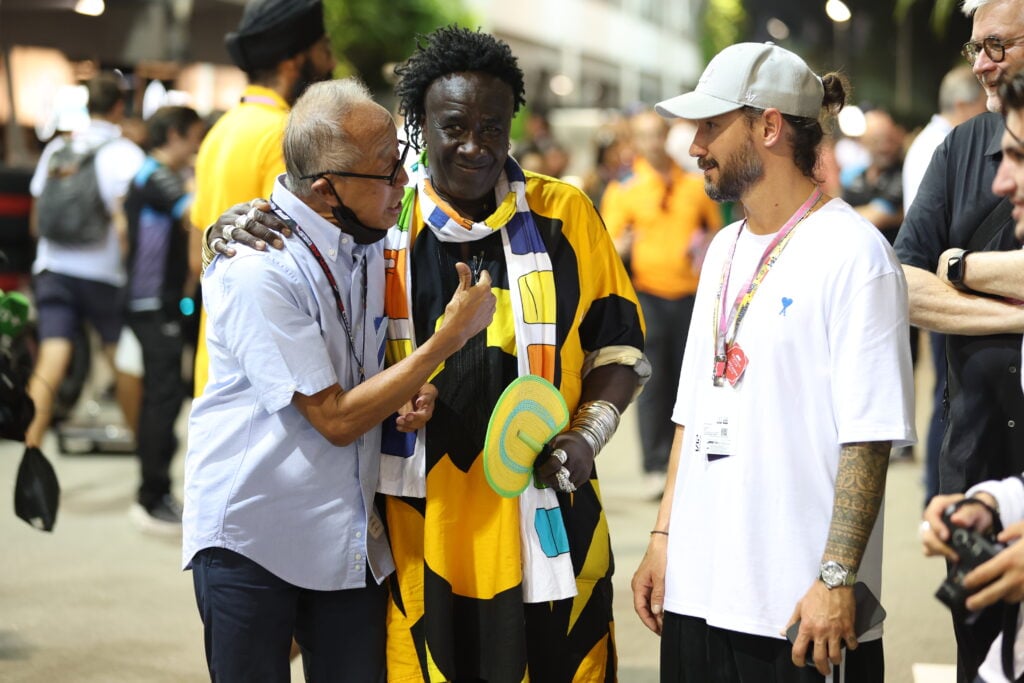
[935, 503, 1005, 613]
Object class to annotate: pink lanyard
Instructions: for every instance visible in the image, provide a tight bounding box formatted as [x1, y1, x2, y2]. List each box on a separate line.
[241, 94, 280, 107]
[712, 188, 822, 384]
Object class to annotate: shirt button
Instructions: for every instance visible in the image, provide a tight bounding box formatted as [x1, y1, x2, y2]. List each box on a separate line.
[328, 248, 337, 257]
[1010, 420, 1017, 428]
[354, 553, 363, 561]
[355, 531, 362, 539]
[1011, 366, 1018, 374]
[341, 237, 349, 244]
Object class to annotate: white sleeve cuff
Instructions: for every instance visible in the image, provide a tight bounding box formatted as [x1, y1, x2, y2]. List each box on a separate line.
[967, 477, 1024, 526]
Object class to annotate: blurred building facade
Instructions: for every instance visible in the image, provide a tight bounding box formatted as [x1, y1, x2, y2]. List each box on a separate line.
[465, 0, 703, 110]
[0, 0, 703, 169]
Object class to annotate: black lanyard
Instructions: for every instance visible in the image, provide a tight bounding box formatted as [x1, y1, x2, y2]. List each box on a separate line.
[271, 202, 367, 383]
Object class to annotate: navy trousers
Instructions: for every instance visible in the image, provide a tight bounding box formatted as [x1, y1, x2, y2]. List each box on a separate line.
[191, 547, 386, 683]
[636, 292, 694, 473]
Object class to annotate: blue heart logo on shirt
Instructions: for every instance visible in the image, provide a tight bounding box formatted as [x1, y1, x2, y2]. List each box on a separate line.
[780, 297, 793, 316]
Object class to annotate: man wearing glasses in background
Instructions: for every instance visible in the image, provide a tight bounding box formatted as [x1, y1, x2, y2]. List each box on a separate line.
[894, 0, 1024, 679]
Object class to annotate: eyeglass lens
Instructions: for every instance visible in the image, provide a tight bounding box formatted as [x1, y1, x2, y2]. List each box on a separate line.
[963, 37, 1011, 63]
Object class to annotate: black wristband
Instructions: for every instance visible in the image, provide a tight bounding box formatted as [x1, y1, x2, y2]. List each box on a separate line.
[951, 496, 1003, 535]
[947, 249, 973, 292]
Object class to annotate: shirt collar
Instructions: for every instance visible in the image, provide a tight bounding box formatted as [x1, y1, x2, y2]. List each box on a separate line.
[270, 175, 361, 264]
[79, 118, 122, 143]
[240, 85, 290, 112]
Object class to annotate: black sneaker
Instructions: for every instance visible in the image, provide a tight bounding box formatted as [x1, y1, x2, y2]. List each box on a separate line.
[130, 495, 183, 535]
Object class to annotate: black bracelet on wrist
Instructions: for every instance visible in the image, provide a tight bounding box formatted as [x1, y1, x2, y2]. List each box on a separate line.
[951, 496, 1003, 535]
[650, 530, 669, 536]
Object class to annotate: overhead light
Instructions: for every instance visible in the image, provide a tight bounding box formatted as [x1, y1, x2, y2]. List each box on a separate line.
[75, 0, 105, 17]
[549, 74, 574, 97]
[766, 18, 790, 41]
[825, 0, 851, 23]
[837, 105, 866, 137]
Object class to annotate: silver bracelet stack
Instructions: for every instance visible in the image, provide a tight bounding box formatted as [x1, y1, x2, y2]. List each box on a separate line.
[570, 400, 621, 457]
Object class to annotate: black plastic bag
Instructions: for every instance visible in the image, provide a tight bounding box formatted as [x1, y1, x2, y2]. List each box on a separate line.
[14, 446, 60, 531]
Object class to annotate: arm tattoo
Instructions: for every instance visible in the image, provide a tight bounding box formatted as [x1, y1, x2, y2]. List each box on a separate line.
[824, 441, 891, 568]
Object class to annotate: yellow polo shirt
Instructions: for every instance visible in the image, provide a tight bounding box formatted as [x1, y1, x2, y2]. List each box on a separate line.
[190, 85, 289, 395]
[601, 158, 722, 299]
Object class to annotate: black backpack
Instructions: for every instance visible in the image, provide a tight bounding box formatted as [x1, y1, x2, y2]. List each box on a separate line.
[36, 138, 112, 245]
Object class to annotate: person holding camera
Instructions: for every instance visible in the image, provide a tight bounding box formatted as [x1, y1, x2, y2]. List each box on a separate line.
[920, 66, 1024, 683]
[922, 484, 1024, 682]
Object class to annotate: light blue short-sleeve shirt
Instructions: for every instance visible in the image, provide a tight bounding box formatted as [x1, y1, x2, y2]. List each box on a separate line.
[182, 177, 393, 590]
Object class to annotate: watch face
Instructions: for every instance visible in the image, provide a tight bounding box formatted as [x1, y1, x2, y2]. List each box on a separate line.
[948, 256, 964, 281]
[821, 561, 847, 587]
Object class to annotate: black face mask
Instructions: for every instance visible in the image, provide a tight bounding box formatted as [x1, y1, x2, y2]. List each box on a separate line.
[324, 180, 387, 245]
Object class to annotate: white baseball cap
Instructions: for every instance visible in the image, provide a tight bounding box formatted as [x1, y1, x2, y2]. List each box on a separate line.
[656, 42, 824, 121]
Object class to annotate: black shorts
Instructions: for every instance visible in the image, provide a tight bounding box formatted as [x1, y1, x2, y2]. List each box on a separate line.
[32, 270, 124, 344]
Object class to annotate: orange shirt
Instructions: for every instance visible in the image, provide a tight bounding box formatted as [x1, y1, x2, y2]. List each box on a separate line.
[601, 158, 722, 299]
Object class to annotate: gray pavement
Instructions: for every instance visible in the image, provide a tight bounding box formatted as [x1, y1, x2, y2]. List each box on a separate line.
[1, 399, 956, 682]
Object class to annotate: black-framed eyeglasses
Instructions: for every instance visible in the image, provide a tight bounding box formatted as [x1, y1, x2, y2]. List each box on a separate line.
[301, 139, 411, 186]
[962, 35, 1024, 64]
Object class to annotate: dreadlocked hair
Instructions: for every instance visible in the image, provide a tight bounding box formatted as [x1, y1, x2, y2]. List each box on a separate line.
[394, 25, 526, 148]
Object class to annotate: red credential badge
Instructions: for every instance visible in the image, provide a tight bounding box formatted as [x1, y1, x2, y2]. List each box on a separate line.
[725, 343, 748, 386]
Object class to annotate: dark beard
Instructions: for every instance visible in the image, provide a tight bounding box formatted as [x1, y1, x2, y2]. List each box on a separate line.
[288, 57, 331, 105]
[704, 137, 763, 203]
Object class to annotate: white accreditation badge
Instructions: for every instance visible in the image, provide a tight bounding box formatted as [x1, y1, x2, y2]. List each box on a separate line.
[701, 385, 735, 461]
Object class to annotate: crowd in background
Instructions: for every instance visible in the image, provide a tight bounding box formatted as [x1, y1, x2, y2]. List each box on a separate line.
[3, 2, 1020, 678]
[2, 62, 976, 521]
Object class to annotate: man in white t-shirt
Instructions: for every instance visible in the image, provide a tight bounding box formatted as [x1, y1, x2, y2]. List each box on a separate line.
[25, 73, 145, 449]
[631, 42, 916, 682]
[920, 66, 1024, 683]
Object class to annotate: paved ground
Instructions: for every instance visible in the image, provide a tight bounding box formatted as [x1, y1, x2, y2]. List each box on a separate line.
[1, 384, 957, 682]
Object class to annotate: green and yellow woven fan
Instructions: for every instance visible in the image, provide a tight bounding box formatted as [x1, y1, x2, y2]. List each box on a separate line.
[483, 375, 569, 498]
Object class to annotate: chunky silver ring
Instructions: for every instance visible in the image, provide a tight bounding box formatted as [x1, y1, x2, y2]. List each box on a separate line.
[210, 236, 227, 252]
[555, 467, 576, 493]
[551, 448, 568, 465]
[246, 207, 259, 222]
[229, 215, 248, 241]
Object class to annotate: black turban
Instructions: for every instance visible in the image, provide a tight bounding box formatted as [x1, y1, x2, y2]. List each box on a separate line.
[225, 0, 324, 73]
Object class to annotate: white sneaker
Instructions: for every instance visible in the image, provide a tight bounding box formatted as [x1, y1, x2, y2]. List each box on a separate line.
[129, 495, 183, 536]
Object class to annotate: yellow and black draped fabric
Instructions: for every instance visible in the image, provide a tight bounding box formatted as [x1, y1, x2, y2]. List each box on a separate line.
[381, 156, 644, 683]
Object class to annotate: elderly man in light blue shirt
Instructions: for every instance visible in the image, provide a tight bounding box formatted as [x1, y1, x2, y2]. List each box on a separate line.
[183, 78, 495, 683]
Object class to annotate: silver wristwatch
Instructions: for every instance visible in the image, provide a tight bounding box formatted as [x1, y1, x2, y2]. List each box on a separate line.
[818, 560, 856, 589]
